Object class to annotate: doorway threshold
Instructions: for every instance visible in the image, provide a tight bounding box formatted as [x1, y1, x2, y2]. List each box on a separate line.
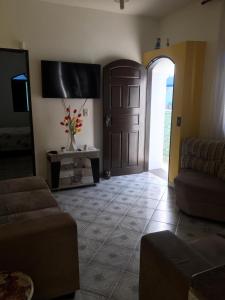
[149, 168, 168, 181]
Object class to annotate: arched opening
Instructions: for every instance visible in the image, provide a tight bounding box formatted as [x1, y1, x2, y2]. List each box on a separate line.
[147, 57, 175, 180]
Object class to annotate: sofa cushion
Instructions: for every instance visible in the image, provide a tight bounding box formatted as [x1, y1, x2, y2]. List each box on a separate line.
[175, 169, 225, 192]
[0, 176, 48, 195]
[0, 189, 58, 217]
[181, 138, 225, 176]
[0, 207, 61, 225]
[182, 138, 225, 161]
[181, 157, 219, 176]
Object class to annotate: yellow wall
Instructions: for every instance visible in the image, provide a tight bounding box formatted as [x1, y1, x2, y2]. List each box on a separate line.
[143, 41, 206, 184]
[159, 0, 223, 137]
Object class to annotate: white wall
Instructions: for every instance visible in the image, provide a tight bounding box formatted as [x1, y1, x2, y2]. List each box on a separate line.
[160, 0, 223, 137]
[0, 0, 159, 177]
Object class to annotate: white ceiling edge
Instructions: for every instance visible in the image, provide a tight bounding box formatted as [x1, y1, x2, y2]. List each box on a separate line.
[39, 0, 195, 18]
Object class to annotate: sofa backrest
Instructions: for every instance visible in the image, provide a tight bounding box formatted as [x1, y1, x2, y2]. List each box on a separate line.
[181, 138, 225, 178]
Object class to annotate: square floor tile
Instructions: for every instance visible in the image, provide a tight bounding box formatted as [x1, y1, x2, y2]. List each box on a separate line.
[120, 216, 149, 233]
[75, 189, 95, 199]
[161, 188, 176, 201]
[135, 197, 159, 209]
[92, 244, 133, 270]
[120, 188, 143, 197]
[105, 226, 141, 249]
[75, 290, 106, 300]
[82, 198, 109, 211]
[91, 191, 117, 201]
[141, 187, 165, 200]
[156, 200, 179, 212]
[127, 206, 154, 220]
[144, 220, 176, 234]
[59, 203, 74, 212]
[111, 272, 139, 300]
[144, 177, 167, 186]
[76, 219, 91, 235]
[80, 262, 121, 298]
[100, 184, 122, 193]
[70, 207, 99, 222]
[94, 211, 123, 227]
[78, 237, 103, 263]
[114, 194, 138, 205]
[151, 209, 179, 225]
[126, 251, 140, 274]
[104, 202, 130, 215]
[178, 213, 221, 231]
[69, 196, 91, 208]
[83, 223, 114, 242]
[175, 225, 212, 242]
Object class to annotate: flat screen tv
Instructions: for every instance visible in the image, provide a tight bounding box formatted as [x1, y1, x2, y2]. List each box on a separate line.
[41, 60, 100, 99]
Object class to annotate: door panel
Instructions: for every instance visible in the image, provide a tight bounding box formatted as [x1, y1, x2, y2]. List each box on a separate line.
[103, 59, 146, 176]
[111, 132, 122, 169]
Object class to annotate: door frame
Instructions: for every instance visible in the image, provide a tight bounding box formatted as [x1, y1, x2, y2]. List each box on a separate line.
[0, 47, 36, 176]
[143, 41, 206, 185]
[144, 56, 176, 182]
[103, 59, 147, 176]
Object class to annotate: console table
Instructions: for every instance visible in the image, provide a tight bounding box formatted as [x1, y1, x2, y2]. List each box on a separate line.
[47, 149, 100, 190]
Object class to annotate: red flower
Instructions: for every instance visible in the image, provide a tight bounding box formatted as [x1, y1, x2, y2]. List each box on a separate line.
[78, 113, 81, 117]
[79, 124, 82, 127]
[66, 107, 70, 112]
[60, 122, 64, 125]
[73, 109, 77, 113]
[65, 129, 69, 133]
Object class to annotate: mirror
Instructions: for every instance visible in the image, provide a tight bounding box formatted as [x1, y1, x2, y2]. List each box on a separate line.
[0, 48, 35, 180]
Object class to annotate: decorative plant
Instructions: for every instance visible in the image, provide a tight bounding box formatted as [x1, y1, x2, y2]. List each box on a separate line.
[60, 106, 83, 135]
[60, 105, 83, 151]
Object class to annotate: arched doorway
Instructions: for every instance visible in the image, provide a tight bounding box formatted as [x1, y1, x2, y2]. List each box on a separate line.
[143, 42, 206, 185]
[146, 57, 175, 181]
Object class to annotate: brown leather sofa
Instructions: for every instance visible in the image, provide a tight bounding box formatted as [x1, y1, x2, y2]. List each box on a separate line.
[139, 230, 225, 300]
[174, 138, 225, 221]
[0, 176, 80, 300]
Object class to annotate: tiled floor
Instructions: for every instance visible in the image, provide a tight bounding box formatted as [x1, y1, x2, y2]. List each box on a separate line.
[54, 172, 225, 300]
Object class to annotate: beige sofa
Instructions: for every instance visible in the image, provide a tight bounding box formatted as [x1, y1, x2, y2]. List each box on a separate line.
[139, 230, 225, 300]
[0, 176, 80, 300]
[174, 138, 225, 221]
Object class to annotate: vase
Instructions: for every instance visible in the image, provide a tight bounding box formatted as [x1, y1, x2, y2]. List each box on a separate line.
[68, 132, 77, 151]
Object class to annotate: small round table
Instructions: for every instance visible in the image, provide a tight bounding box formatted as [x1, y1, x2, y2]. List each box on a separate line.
[0, 271, 34, 300]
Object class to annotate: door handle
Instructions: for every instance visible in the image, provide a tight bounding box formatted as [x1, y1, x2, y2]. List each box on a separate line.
[105, 114, 111, 128]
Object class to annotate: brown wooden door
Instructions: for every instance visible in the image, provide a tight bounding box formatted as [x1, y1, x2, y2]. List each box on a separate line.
[103, 59, 147, 176]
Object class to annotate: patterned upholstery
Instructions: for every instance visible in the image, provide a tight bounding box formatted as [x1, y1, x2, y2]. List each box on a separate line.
[181, 138, 225, 179]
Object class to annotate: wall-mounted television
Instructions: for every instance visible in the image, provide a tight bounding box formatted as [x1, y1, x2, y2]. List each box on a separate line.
[41, 60, 100, 99]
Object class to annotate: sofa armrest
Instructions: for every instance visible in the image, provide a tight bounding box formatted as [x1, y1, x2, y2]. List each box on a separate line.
[139, 231, 211, 300]
[0, 213, 79, 300]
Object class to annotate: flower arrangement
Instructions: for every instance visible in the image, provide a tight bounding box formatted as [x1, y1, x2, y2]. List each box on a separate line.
[60, 106, 83, 135]
[60, 105, 83, 151]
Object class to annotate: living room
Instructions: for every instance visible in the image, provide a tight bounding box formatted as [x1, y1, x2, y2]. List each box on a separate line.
[0, 0, 225, 299]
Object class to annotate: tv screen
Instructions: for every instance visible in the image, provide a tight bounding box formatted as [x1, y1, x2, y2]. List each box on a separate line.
[41, 60, 100, 99]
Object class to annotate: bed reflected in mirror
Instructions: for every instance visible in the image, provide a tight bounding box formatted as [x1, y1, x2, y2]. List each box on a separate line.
[0, 48, 35, 180]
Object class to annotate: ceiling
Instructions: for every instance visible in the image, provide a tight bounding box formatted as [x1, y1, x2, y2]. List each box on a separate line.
[40, 0, 195, 18]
